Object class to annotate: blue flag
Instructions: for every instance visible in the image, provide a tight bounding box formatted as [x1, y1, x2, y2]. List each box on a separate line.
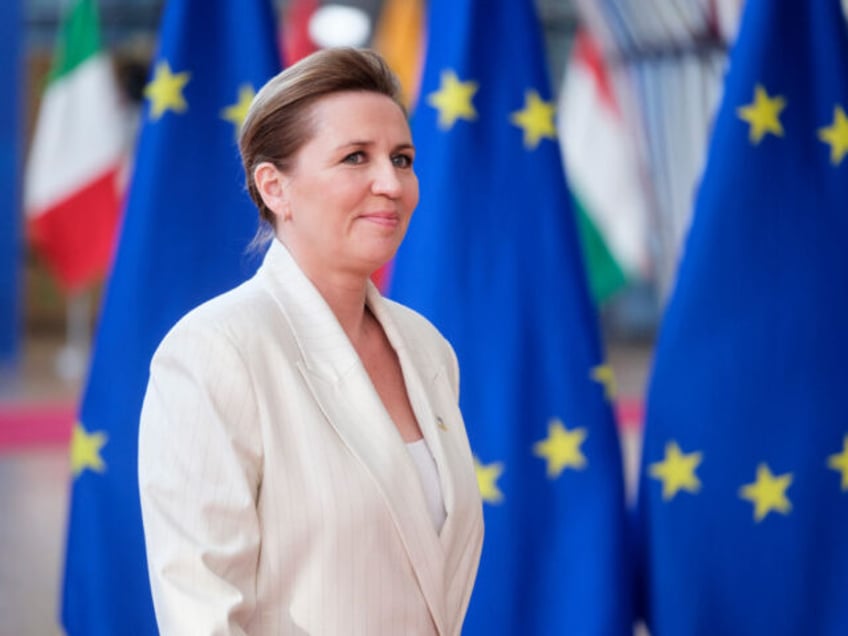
[61, 1, 279, 633]
[637, 1, 848, 634]
[389, 1, 632, 633]
[0, 0, 22, 369]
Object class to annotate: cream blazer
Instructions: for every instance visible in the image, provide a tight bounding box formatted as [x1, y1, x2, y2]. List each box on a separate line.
[138, 240, 483, 635]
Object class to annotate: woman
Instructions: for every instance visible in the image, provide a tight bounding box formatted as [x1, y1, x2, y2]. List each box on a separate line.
[138, 48, 483, 635]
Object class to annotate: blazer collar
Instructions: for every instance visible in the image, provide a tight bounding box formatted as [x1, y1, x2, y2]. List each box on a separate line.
[257, 239, 360, 380]
[256, 239, 453, 635]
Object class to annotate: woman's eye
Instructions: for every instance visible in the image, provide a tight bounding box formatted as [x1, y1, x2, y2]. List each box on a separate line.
[343, 151, 365, 164]
[392, 154, 413, 169]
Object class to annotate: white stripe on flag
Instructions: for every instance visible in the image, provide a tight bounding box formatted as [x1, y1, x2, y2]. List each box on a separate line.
[25, 54, 128, 215]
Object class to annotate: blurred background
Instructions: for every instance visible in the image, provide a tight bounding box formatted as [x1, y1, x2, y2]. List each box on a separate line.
[6, 0, 827, 633]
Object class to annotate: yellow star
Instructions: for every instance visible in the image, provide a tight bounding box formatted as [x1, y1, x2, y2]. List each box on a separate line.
[510, 89, 557, 149]
[533, 418, 587, 478]
[220, 84, 256, 132]
[827, 435, 848, 491]
[590, 363, 616, 401]
[70, 422, 108, 478]
[474, 456, 504, 504]
[818, 105, 848, 165]
[426, 70, 479, 130]
[648, 441, 703, 501]
[144, 61, 191, 121]
[739, 463, 793, 522]
[737, 84, 786, 144]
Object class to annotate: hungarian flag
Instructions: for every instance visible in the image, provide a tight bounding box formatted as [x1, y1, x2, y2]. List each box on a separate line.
[558, 30, 649, 303]
[24, 0, 130, 292]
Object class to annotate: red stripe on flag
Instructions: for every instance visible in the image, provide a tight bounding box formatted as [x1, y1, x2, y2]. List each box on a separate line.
[281, 0, 319, 66]
[573, 30, 619, 116]
[28, 167, 122, 293]
[615, 398, 644, 432]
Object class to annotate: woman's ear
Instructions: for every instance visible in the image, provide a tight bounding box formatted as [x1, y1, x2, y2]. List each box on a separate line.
[254, 162, 292, 222]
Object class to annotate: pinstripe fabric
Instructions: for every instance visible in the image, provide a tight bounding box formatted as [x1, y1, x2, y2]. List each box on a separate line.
[138, 239, 483, 635]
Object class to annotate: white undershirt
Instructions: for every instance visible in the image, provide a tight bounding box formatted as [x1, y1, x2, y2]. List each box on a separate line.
[406, 438, 447, 533]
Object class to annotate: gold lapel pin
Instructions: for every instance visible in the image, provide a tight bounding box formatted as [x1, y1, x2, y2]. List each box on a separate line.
[437, 416, 448, 431]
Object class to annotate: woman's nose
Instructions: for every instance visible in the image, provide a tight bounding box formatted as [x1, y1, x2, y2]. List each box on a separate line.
[371, 160, 403, 197]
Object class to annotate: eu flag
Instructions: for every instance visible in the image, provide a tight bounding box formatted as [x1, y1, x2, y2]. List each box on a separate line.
[61, 1, 279, 633]
[389, 0, 632, 633]
[637, 1, 848, 634]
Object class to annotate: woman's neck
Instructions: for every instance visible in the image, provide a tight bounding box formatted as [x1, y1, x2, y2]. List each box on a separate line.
[278, 237, 375, 345]
[292, 258, 373, 346]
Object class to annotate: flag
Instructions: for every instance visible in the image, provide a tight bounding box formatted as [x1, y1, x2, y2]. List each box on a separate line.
[389, 0, 632, 633]
[24, 0, 130, 293]
[0, 0, 23, 366]
[281, 0, 318, 66]
[637, 1, 848, 634]
[371, 0, 424, 110]
[558, 29, 649, 303]
[60, 0, 280, 632]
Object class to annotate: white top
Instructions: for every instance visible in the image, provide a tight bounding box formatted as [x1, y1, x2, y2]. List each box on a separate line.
[406, 438, 447, 533]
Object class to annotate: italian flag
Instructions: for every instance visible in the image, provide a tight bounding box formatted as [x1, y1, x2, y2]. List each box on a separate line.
[558, 30, 649, 303]
[24, 0, 129, 292]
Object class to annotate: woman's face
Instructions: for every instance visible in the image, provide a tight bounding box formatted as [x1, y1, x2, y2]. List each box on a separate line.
[275, 90, 418, 281]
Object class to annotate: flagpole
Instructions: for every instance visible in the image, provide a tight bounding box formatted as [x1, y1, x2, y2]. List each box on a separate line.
[54, 292, 90, 382]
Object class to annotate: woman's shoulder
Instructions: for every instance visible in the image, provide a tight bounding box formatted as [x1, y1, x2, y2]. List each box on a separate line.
[156, 277, 282, 357]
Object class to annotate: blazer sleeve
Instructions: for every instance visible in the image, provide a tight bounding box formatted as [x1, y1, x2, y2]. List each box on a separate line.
[138, 319, 263, 635]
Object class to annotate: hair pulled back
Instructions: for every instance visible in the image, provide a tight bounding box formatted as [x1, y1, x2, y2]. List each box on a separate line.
[239, 47, 405, 241]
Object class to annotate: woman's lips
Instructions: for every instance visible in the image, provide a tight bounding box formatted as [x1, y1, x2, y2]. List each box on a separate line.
[359, 211, 400, 226]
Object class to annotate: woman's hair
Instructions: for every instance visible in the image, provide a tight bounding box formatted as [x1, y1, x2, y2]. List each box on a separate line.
[239, 48, 404, 249]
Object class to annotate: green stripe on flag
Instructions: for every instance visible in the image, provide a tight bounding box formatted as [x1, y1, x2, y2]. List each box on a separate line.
[573, 195, 628, 303]
[48, 0, 102, 82]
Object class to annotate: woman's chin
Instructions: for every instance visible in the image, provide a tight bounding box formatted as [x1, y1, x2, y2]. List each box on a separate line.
[358, 238, 403, 270]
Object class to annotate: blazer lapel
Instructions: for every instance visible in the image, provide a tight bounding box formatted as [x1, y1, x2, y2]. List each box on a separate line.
[367, 282, 490, 636]
[256, 241, 449, 635]
[366, 289, 459, 541]
[370, 288, 486, 628]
